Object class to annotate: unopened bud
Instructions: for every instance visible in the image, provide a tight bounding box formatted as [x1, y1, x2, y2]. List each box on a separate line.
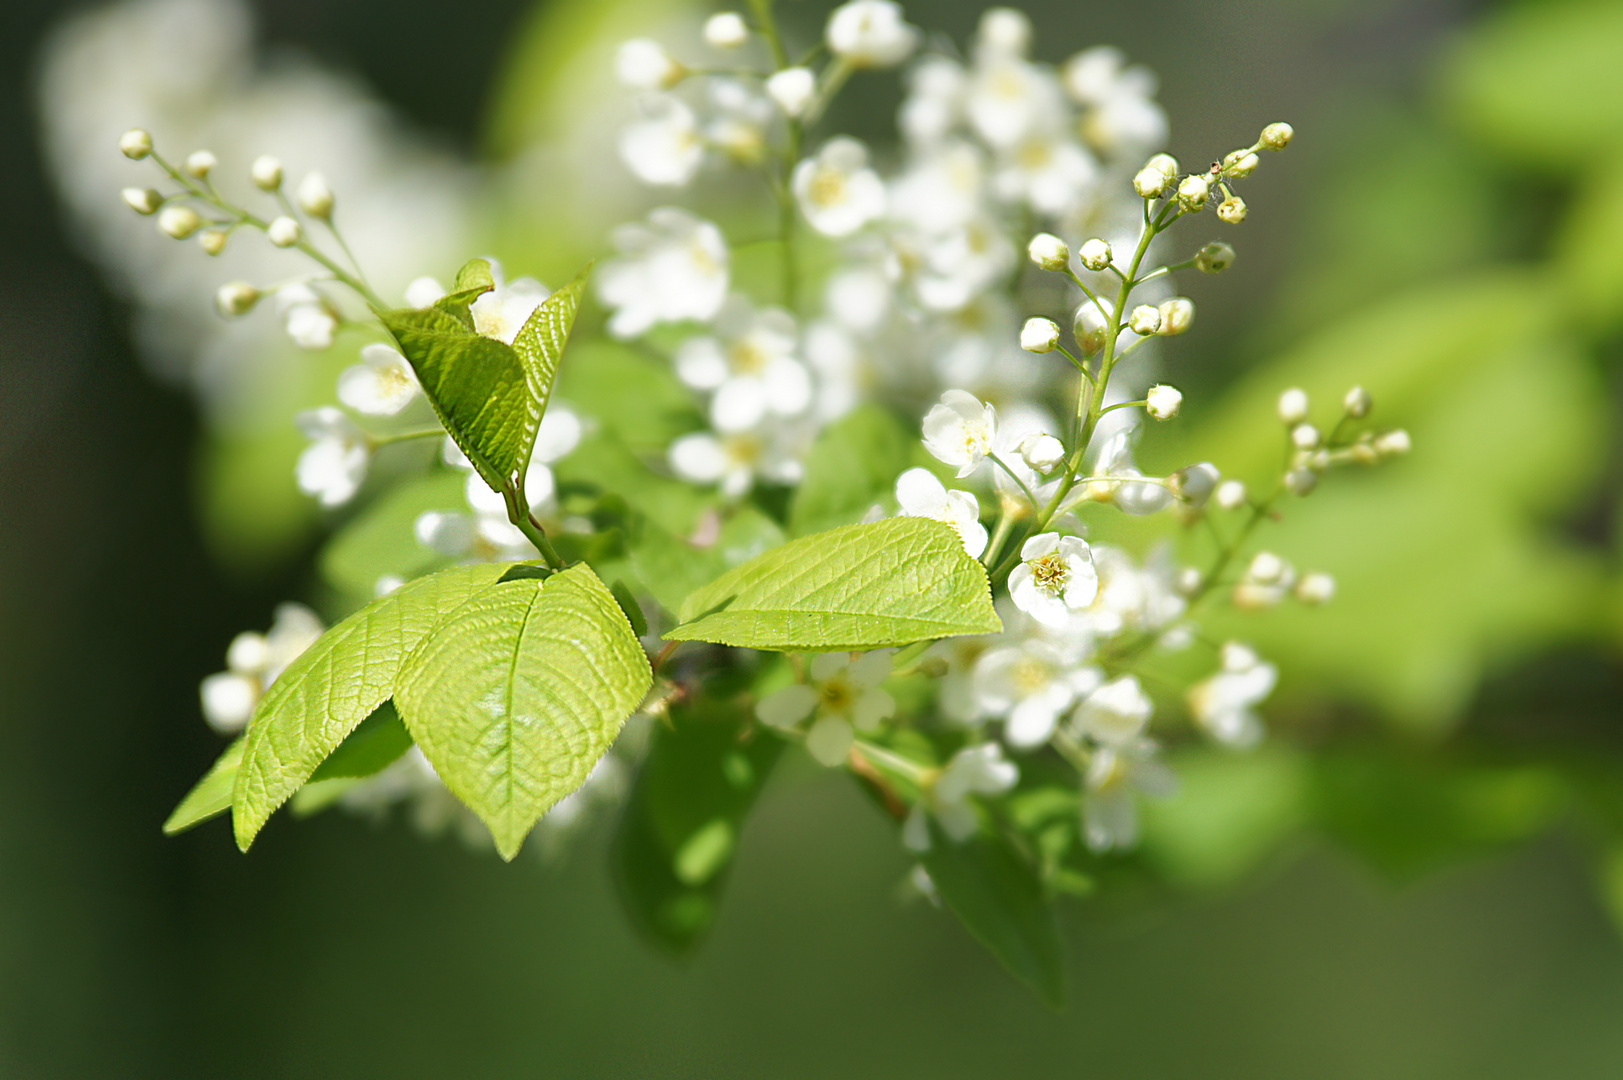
[1027, 232, 1069, 271]
[1019, 433, 1066, 473]
[1343, 385, 1372, 418]
[1248, 551, 1286, 584]
[616, 38, 685, 91]
[1214, 479, 1247, 510]
[1128, 304, 1162, 335]
[1260, 122, 1294, 151]
[766, 67, 816, 118]
[1146, 384, 1182, 420]
[1277, 387, 1309, 425]
[1195, 241, 1235, 274]
[1078, 238, 1112, 271]
[1176, 462, 1220, 506]
[1020, 316, 1061, 353]
[1284, 467, 1319, 496]
[199, 227, 229, 256]
[703, 11, 750, 48]
[1133, 164, 1169, 199]
[1073, 301, 1110, 354]
[215, 281, 260, 316]
[1374, 429, 1411, 457]
[1350, 438, 1379, 466]
[296, 172, 334, 219]
[267, 215, 302, 248]
[1217, 196, 1247, 224]
[1291, 423, 1321, 450]
[157, 204, 202, 239]
[184, 150, 218, 179]
[251, 155, 283, 191]
[119, 128, 153, 160]
[1175, 567, 1204, 595]
[1223, 150, 1259, 177]
[1177, 174, 1210, 211]
[122, 187, 162, 215]
[1158, 297, 1194, 335]
[1295, 572, 1335, 605]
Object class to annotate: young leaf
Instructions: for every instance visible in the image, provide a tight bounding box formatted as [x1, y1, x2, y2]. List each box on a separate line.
[788, 404, 915, 536]
[231, 563, 508, 851]
[666, 518, 1001, 651]
[163, 737, 245, 835]
[307, 700, 414, 782]
[612, 695, 783, 954]
[395, 564, 651, 860]
[510, 264, 589, 434]
[920, 822, 1067, 1008]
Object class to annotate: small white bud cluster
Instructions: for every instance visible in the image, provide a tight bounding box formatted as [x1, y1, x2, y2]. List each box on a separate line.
[1234, 550, 1297, 610]
[296, 172, 334, 219]
[1133, 153, 1177, 199]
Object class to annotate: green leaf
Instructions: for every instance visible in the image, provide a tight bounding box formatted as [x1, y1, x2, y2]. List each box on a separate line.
[788, 404, 915, 536]
[510, 264, 589, 436]
[1553, 151, 1623, 337]
[395, 563, 651, 860]
[163, 737, 245, 835]
[666, 518, 1001, 651]
[920, 822, 1067, 1008]
[308, 700, 413, 782]
[319, 471, 467, 597]
[612, 694, 783, 954]
[232, 563, 507, 850]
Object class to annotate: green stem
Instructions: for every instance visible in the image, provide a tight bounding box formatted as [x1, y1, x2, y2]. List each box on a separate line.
[369, 427, 446, 447]
[502, 480, 565, 572]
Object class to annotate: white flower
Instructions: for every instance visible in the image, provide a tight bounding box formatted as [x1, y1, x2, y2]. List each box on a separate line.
[405, 276, 447, 308]
[619, 94, 704, 186]
[895, 467, 987, 558]
[825, 0, 918, 68]
[1083, 737, 1176, 852]
[757, 652, 896, 767]
[199, 604, 324, 734]
[903, 742, 1019, 850]
[703, 11, 749, 48]
[793, 137, 886, 237]
[468, 264, 549, 345]
[674, 297, 811, 432]
[993, 130, 1098, 216]
[615, 38, 683, 91]
[1063, 46, 1168, 153]
[973, 638, 1102, 748]
[276, 284, 337, 351]
[922, 390, 997, 477]
[598, 208, 730, 338]
[965, 54, 1064, 151]
[669, 424, 804, 496]
[429, 406, 583, 561]
[1008, 533, 1099, 629]
[899, 55, 966, 146]
[295, 407, 369, 507]
[1082, 431, 1174, 515]
[699, 78, 776, 164]
[766, 67, 817, 118]
[1187, 642, 1277, 748]
[1296, 571, 1336, 605]
[1081, 544, 1186, 640]
[975, 7, 1031, 58]
[1071, 675, 1153, 748]
[337, 343, 419, 416]
[1145, 384, 1182, 420]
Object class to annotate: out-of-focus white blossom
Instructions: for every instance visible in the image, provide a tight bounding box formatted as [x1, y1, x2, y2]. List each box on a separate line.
[1083, 736, 1176, 852]
[469, 263, 550, 345]
[337, 343, 418, 416]
[757, 651, 896, 766]
[903, 742, 1018, 850]
[668, 423, 805, 496]
[598, 207, 730, 338]
[1018, 433, 1065, 473]
[702, 11, 749, 49]
[793, 137, 886, 237]
[276, 284, 337, 351]
[974, 636, 1101, 748]
[1188, 642, 1277, 748]
[1071, 674, 1153, 747]
[765, 67, 816, 118]
[894, 467, 987, 558]
[295, 406, 368, 506]
[199, 603, 324, 733]
[674, 297, 811, 432]
[615, 38, 684, 91]
[619, 95, 704, 186]
[826, 0, 918, 68]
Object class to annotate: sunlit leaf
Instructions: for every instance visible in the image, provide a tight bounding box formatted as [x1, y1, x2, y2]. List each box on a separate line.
[163, 737, 245, 836]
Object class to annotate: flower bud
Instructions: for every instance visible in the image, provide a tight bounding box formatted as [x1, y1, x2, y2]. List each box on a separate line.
[703, 11, 749, 48]
[1350, 438, 1379, 466]
[1158, 297, 1194, 335]
[1217, 196, 1247, 224]
[1291, 423, 1321, 450]
[1020, 316, 1061, 353]
[1176, 462, 1220, 506]
[1073, 301, 1110, 354]
[1215, 479, 1247, 510]
[1260, 122, 1294, 151]
[1295, 572, 1335, 605]
[157, 204, 202, 239]
[1027, 232, 1069, 271]
[1223, 150, 1259, 177]
[1343, 385, 1372, 418]
[1374, 429, 1411, 457]
[766, 67, 817, 118]
[1128, 304, 1162, 335]
[1248, 551, 1286, 584]
[616, 38, 685, 91]
[199, 227, 229, 255]
[296, 172, 334, 219]
[1195, 241, 1235, 274]
[121, 187, 162, 215]
[251, 155, 284, 191]
[184, 150, 217, 179]
[1078, 238, 1112, 271]
[119, 128, 153, 160]
[1019, 433, 1066, 473]
[1277, 387, 1309, 425]
[267, 215, 302, 247]
[1177, 174, 1210, 211]
[1146, 384, 1182, 420]
[1175, 567, 1204, 595]
[1284, 467, 1319, 496]
[1133, 164, 1168, 199]
[215, 281, 260, 316]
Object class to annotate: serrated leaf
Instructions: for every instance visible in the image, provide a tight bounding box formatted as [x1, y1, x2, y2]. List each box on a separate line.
[395, 563, 651, 860]
[163, 737, 245, 835]
[788, 404, 915, 536]
[307, 700, 413, 781]
[666, 518, 1001, 651]
[920, 822, 1067, 1009]
[231, 563, 507, 850]
[510, 264, 588, 434]
[613, 695, 783, 954]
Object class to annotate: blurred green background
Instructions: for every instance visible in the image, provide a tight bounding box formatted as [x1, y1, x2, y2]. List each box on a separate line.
[4, 0, 1623, 1074]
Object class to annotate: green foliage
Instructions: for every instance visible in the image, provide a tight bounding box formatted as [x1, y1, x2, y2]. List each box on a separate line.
[554, 339, 699, 455]
[307, 701, 413, 782]
[319, 471, 466, 597]
[667, 518, 1002, 651]
[1553, 151, 1623, 337]
[232, 563, 508, 850]
[555, 428, 710, 537]
[613, 693, 783, 953]
[920, 823, 1067, 1009]
[163, 737, 245, 835]
[395, 564, 651, 860]
[512, 264, 589, 438]
[788, 404, 915, 536]
[629, 509, 785, 618]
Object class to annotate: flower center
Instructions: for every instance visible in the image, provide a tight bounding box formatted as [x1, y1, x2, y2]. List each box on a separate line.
[820, 679, 854, 712]
[723, 433, 764, 465]
[1030, 552, 1069, 596]
[1013, 658, 1051, 696]
[1017, 139, 1053, 170]
[730, 338, 768, 374]
[810, 167, 848, 208]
